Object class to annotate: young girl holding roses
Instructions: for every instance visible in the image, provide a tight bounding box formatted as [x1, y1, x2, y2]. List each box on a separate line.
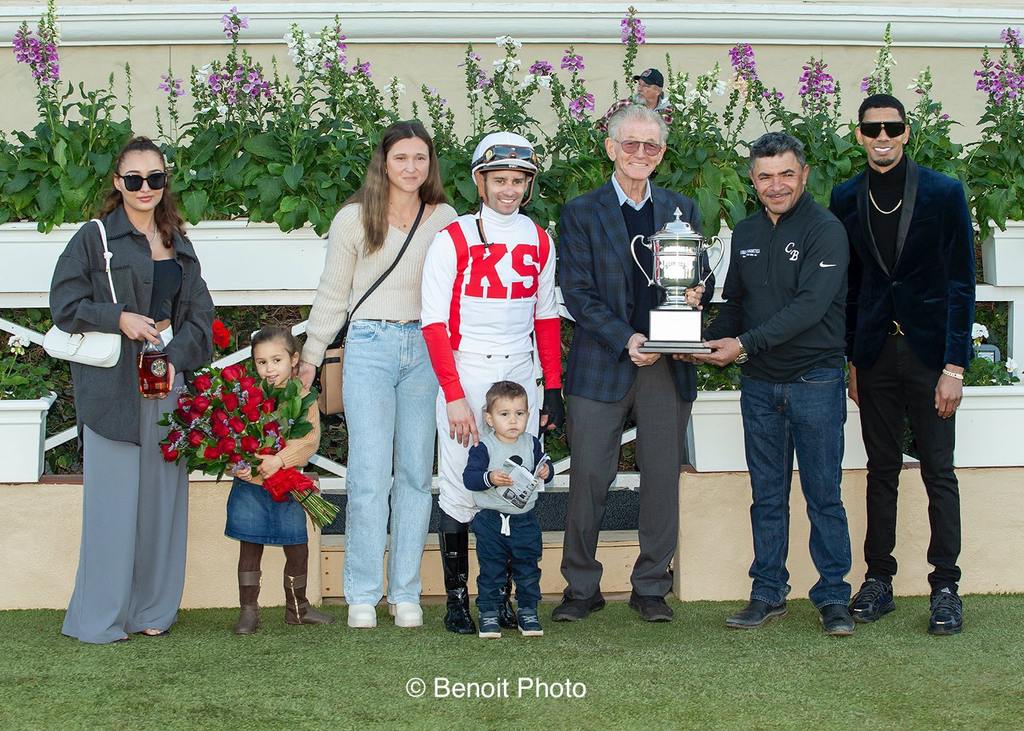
[224, 326, 334, 634]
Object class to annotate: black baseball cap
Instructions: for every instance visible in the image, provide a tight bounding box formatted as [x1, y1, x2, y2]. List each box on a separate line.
[633, 68, 664, 87]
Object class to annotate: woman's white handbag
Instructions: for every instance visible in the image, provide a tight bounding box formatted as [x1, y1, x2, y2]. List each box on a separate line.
[43, 219, 122, 368]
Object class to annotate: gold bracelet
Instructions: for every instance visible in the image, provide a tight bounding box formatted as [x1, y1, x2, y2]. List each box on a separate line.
[941, 368, 964, 381]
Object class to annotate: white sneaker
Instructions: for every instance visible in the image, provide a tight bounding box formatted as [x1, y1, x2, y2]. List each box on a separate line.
[389, 602, 423, 628]
[347, 603, 377, 628]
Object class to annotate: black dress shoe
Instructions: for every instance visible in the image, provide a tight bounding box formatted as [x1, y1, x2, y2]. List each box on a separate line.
[551, 592, 606, 622]
[725, 599, 788, 629]
[928, 587, 963, 636]
[628, 591, 673, 622]
[849, 578, 895, 623]
[820, 603, 855, 636]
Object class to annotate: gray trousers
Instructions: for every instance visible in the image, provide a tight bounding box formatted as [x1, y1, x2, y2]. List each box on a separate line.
[561, 358, 692, 599]
[62, 375, 189, 643]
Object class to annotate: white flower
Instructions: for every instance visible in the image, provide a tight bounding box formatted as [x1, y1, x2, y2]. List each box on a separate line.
[493, 59, 506, 72]
[216, 104, 228, 116]
[972, 323, 989, 341]
[507, 58, 521, 70]
[8, 334, 30, 356]
[521, 73, 536, 88]
[1006, 358, 1019, 374]
[537, 75, 551, 89]
[388, 77, 406, 96]
[714, 80, 727, 96]
[495, 35, 522, 49]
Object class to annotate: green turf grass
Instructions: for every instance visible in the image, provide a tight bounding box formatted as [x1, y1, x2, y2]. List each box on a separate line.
[1, 596, 1022, 730]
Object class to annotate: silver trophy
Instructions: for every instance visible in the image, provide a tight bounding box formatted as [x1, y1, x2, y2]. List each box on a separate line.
[631, 208, 724, 353]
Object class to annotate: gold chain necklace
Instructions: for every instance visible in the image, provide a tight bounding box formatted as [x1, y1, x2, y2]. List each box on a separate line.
[869, 189, 902, 215]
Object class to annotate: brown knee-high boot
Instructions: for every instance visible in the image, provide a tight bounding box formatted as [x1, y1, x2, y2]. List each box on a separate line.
[283, 543, 335, 625]
[234, 541, 264, 635]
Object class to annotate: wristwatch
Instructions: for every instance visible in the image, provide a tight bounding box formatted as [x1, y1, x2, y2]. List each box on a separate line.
[735, 338, 749, 364]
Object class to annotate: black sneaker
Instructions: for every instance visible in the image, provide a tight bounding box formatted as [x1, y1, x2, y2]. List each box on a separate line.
[820, 603, 855, 636]
[928, 587, 963, 636]
[628, 591, 674, 622]
[551, 592, 606, 622]
[725, 599, 788, 629]
[849, 578, 895, 623]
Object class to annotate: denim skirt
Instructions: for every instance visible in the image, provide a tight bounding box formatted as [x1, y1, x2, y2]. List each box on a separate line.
[225, 477, 307, 546]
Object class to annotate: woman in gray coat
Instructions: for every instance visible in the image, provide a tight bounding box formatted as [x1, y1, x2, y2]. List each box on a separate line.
[50, 137, 214, 644]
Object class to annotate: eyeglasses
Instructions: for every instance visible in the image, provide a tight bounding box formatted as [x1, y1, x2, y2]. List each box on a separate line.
[473, 144, 537, 168]
[117, 172, 168, 192]
[858, 121, 906, 139]
[615, 139, 664, 155]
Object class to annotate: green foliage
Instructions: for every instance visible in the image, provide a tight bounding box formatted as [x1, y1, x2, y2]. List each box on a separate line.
[964, 355, 1020, 386]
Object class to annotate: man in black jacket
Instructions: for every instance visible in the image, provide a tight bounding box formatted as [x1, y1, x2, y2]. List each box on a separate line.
[693, 132, 855, 636]
[830, 94, 975, 635]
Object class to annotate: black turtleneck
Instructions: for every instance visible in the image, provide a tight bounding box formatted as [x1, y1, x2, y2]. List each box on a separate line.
[867, 154, 907, 271]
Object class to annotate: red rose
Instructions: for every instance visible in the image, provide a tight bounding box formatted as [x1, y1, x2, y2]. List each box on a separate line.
[260, 398, 275, 414]
[187, 430, 204, 447]
[240, 435, 261, 453]
[160, 445, 178, 462]
[212, 319, 231, 349]
[177, 395, 193, 410]
[240, 376, 257, 389]
[218, 437, 237, 454]
[212, 409, 228, 423]
[229, 417, 246, 434]
[192, 395, 211, 416]
[221, 392, 239, 412]
[245, 388, 264, 407]
[193, 374, 213, 392]
[167, 429, 182, 444]
[203, 446, 221, 460]
[241, 405, 260, 422]
[228, 452, 244, 464]
[221, 365, 243, 383]
[263, 422, 280, 436]
[258, 446, 276, 455]
[211, 421, 230, 438]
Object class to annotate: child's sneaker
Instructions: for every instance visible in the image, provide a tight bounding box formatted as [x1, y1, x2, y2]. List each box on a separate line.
[478, 612, 502, 639]
[517, 608, 544, 637]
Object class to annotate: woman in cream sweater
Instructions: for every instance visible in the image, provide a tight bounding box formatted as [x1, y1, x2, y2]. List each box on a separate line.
[299, 120, 457, 628]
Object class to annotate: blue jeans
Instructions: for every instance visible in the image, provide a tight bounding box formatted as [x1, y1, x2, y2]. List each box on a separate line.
[740, 368, 852, 608]
[342, 321, 438, 605]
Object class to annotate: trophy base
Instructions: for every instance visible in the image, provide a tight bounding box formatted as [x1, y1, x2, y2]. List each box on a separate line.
[639, 341, 712, 354]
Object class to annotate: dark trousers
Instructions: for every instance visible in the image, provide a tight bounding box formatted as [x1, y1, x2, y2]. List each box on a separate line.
[562, 358, 692, 599]
[857, 335, 961, 591]
[471, 509, 542, 613]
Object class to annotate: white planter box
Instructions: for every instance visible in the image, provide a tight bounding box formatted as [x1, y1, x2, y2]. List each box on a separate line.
[0, 220, 325, 307]
[954, 385, 1024, 468]
[0, 391, 57, 482]
[981, 221, 1024, 286]
[691, 385, 1024, 472]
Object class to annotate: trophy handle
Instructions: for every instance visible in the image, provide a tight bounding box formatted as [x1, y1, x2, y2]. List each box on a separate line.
[630, 234, 655, 287]
[698, 236, 726, 288]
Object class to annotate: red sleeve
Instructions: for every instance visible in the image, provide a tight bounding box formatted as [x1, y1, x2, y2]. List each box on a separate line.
[421, 322, 465, 402]
[534, 317, 562, 389]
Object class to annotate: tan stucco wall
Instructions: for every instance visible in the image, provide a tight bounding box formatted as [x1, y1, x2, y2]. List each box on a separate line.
[0, 480, 322, 610]
[676, 467, 1024, 601]
[0, 38, 999, 143]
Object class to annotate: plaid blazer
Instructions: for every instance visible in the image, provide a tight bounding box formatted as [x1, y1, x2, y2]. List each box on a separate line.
[558, 180, 712, 403]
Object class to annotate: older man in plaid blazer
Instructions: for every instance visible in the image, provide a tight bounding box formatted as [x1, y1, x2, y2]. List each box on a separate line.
[553, 105, 713, 623]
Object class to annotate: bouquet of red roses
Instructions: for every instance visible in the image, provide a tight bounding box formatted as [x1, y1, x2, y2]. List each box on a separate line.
[158, 362, 338, 528]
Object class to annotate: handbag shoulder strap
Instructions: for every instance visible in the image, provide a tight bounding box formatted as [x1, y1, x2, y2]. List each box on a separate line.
[347, 200, 426, 321]
[91, 218, 117, 304]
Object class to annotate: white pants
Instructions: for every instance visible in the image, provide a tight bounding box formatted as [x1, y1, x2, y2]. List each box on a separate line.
[436, 351, 538, 524]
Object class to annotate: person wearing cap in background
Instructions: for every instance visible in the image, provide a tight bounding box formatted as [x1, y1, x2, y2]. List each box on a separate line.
[420, 131, 565, 636]
[597, 67, 673, 132]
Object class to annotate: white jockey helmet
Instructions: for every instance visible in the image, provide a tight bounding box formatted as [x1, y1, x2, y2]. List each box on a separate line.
[471, 132, 539, 205]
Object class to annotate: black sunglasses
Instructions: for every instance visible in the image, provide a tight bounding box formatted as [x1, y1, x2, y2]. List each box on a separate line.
[117, 172, 168, 192]
[859, 121, 907, 139]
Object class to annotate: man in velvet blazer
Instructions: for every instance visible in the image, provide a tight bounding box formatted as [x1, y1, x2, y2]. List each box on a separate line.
[829, 93, 975, 636]
[553, 105, 713, 624]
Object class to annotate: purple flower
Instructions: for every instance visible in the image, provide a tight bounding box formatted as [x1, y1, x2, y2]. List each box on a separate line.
[860, 77, 871, 93]
[475, 70, 492, 89]
[221, 6, 249, 39]
[561, 50, 585, 72]
[798, 58, 836, 100]
[729, 43, 758, 83]
[762, 89, 784, 101]
[12, 23, 60, 87]
[568, 92, 595, 120]
[1001, 27, 1023, 47]
[158, 73, 185, 97]
[352, 60, 372, 77]
[620, 15, 647, 45]
[529, 60, 553, 76]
